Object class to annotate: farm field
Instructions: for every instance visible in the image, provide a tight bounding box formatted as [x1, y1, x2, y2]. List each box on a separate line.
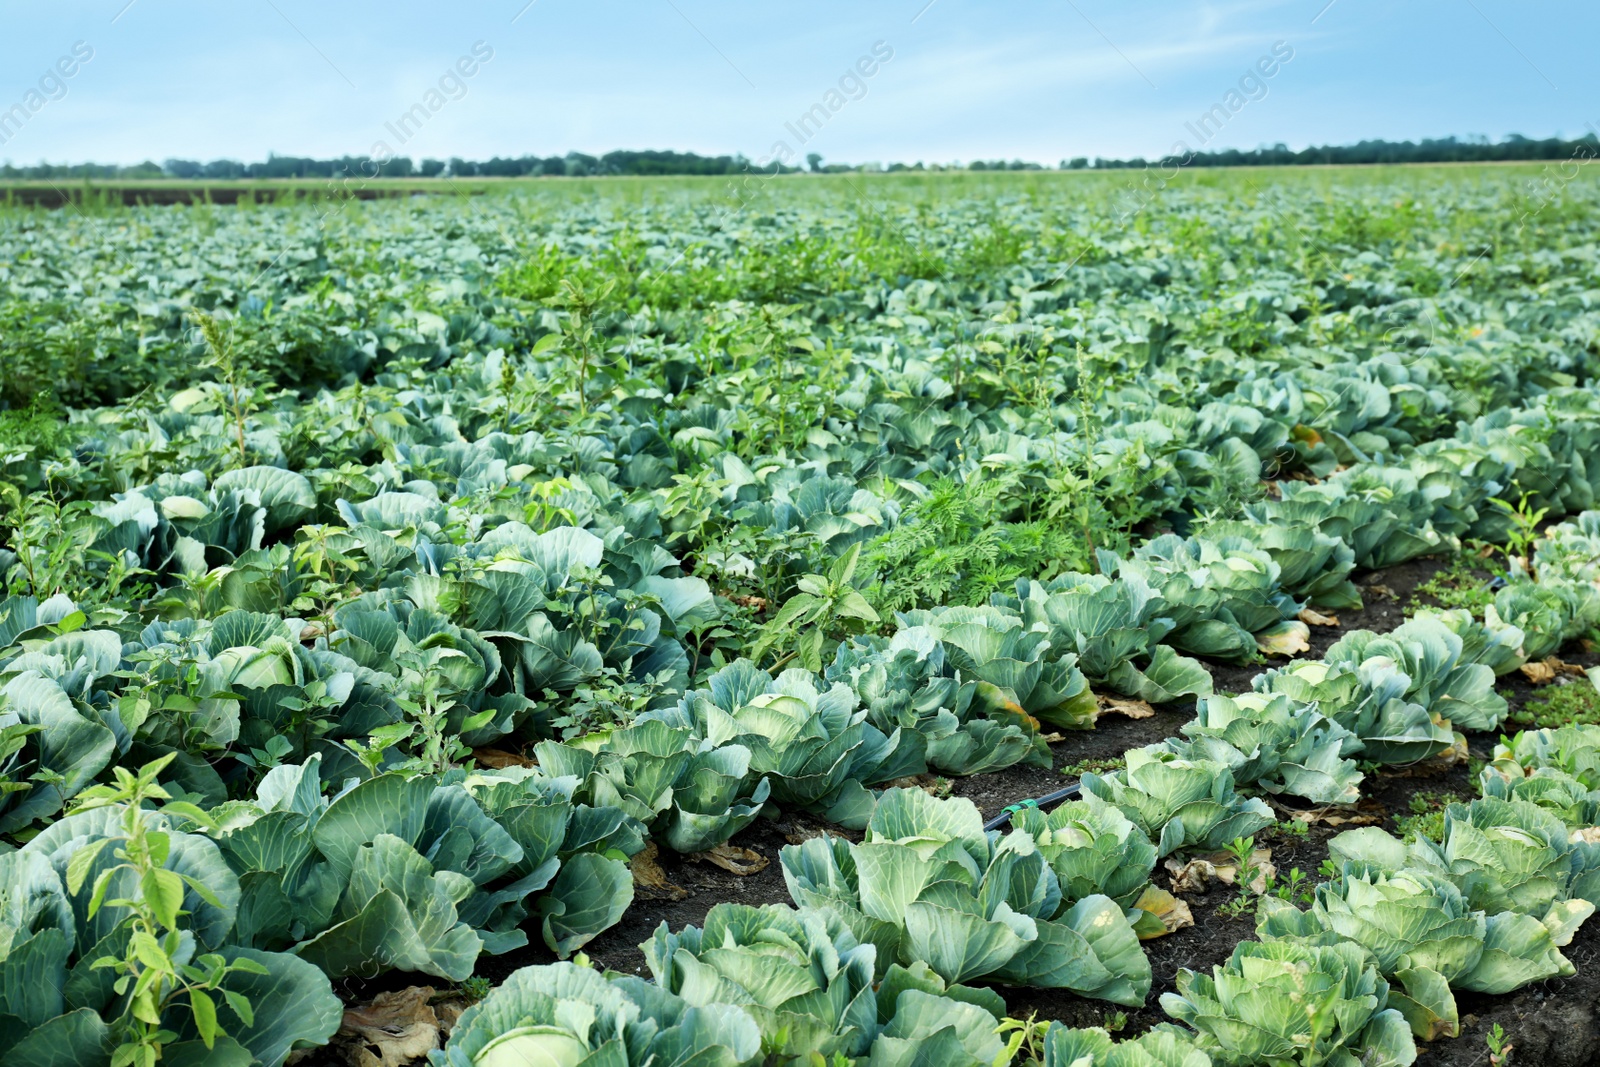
[0, 162, 1561, 207]
[3, 164, 1600, 1067]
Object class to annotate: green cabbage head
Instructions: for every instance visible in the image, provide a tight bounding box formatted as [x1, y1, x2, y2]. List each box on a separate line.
[1080, 748, 1274, 857]
[1160, 941, 1417, 1067]
[779, 788, 1152, 1004]
[430, 961, 762, 1067]
[1256, 865, 1577, 1039]
[1009, 800, 1157, 909]
[1043, 1024, 1213, 1067]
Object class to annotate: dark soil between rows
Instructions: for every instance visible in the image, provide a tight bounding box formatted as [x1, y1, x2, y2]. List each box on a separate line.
[315, 554, 1600, 1066]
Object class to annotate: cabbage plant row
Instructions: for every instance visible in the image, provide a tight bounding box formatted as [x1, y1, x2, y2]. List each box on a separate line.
[428, 506, 1600, 1067]
[5, 179, 1600, 1064]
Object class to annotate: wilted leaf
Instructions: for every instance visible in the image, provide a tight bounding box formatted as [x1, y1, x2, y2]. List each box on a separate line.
[1427, 732, 1470, 767]
[692, 844, 769, 876]
[336, 986, 441, 1067]
[433, 997, 470, 1036]
[781, 817, 848, 847]
[1519, 656, 1588, 685]
[471, 747, 534, 769]
[886, 774, 953, 797]
[1290, 425, 1323, 447]
[1097, 695, 1155, 719]
[1132, 885, 1193, 939]
[1521, 660, 1556, 685]
[1298, 608, 1340, 627]
[1256, 621, 1311, 657]
[1285, 809, 1382, 828]
[628, 842, 688, 901]
[1165, 848, 1274, 894]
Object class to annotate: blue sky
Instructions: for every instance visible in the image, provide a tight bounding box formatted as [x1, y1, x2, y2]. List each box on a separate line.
[2, 0, 1595, 166]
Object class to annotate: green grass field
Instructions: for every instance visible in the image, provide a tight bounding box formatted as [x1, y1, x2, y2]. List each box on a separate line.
[0, 158, 1574, 206]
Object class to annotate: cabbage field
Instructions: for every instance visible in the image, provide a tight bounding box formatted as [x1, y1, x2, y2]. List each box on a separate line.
[4, 166, 1600, 1067]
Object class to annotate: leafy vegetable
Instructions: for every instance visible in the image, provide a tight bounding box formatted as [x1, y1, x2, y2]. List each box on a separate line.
[431, 961, 763, 1067]
[642, 901, 1004, 1063]
[1080, 749, 1274, 858]
[780, 788, 1152, 1002]
[1164, 692, 1362, 805]
[1161, 941, 1417, 1067]
[216, 760, 637, 975]
[1108, 534, 1302, 664]
[1254, 660, 1454, 764]
[641, 660, 917, 828]
[1257, 867, 1573, 1039]
[1322, 616, 1507, 732]
[1042, 1025, 1214, 1067]
[1328, 801, 1600, 932]
[827, 628, 1052, 774]
[1009, 800, 1158, 909]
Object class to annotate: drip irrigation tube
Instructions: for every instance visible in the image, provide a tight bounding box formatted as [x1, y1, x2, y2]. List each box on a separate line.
[982, 783, 1082, 831]
[979, 698, 1205, 832]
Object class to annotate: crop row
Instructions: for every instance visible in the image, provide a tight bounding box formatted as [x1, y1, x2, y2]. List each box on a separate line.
[4, 400, 1600, 1064]
[420, 506, 1600, 1067]
[4, 180, 1600, 1065]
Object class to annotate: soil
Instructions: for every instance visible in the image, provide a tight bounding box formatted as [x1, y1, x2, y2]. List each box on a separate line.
[313, 553, 1600, 1066]
[525, 818, 808, 982]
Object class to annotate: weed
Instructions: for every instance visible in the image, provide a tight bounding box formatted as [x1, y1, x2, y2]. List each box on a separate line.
[1061, 756, 1126, 779]
[995, 1014, 1052, 1067]
[1510, 679, 1600, 729]
[456, 976, 493, 1002]
[554, 277, 618, 419]
[1395, 790, 1461, 842]
[194, 311, 258, 467]
[0, 392, 73, 488]
[546, 668, 673, 743]
[1216, 838, 1318, 915]
[1486, 1021, 1513, 1065]
[1217, 897, 1254, 919]
[68, 756, 264, 1066]
[1489, 491, 1550, 567]
[749, 542, 882, 673]
[1265, 867, 1315, 907]
[1410, 548, 1496, 612]
[863, 475, 1079, 612]
[1217, 836, 1266, 918]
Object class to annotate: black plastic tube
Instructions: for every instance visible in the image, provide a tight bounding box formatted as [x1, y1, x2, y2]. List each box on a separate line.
[982, 783, 1082, 831]
[979, 697, 1203, 832]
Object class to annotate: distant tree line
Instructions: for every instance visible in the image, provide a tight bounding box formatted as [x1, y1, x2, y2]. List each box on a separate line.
[2, 134, 1595, 181]
[0, 150, 792, 181]
[1063, 133, 1599, 170]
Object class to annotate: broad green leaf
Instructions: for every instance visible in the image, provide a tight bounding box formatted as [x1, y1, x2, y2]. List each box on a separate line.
[206, 948, 341, 1067]
[539, 852, 633, 958]
[8, 1007, 112, 1067]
